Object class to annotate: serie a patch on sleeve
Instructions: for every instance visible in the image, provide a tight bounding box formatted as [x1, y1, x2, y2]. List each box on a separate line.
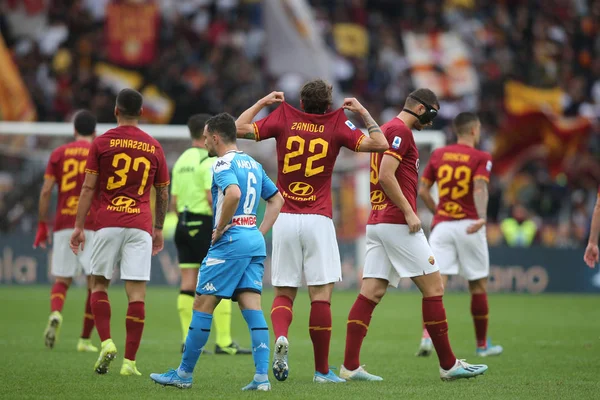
[486, 160, 493, 172]
[345, 120, 357, 130]
[392, 136, 402, 149]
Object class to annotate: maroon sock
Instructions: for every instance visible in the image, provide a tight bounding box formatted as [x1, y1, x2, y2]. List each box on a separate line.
[91, 291, 111, 342]
[80, 289, 95, 339]
[125, 301, 145, 361]
[50, 282, 68, 312]
[271, 295, 294, 339]
[309, 301, 332, 375]
[344, 294, 377, 370]
[471, 293, 489, 348]
[423, 296, 456, 370]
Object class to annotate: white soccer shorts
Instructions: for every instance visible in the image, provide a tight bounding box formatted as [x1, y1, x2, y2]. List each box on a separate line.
[51, 229, 95, 277]
[362, 224, 439, 287]
[271, 213, 341, 287]
[428, 219, 489, 281]
[90, 227, 152, 281]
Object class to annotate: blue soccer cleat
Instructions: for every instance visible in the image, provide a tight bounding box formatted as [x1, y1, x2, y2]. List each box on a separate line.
[439, 359, 488, 381]
[476, 340, 503, 357]
[313, 369, 346, 383]
[272, 336, 289, 382]
[150, 369, 192, 389]
[241, 379, 271, 391]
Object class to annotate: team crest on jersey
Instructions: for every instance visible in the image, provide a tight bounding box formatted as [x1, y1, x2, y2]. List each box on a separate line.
[428, 256, 435, 265]
[486, 160, 493, 172]
[392, 136, 402, 149]
[214, 159, 231, 173]
[345, 120, 357, 131]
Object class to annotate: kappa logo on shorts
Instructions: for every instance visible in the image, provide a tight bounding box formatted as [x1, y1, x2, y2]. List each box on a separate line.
[370, 190, 386, 204]
[428, 256, 435, 265]
[202, 282, 217, 292]
[111, 196, 137, 208]
[288, 181, 314, 196]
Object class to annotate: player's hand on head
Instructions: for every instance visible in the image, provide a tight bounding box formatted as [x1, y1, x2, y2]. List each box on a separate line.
[467, 218, 486, 234]
[69, 228, 85, 255]
[261, 91, 285, 106]
[342, 98, 365, 114]
[152, 229, 164, 256]
[584, 243, 599, 268]
[406, 212, 421, 234]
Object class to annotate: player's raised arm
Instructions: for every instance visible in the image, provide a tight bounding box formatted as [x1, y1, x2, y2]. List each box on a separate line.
[584, 192, 600, 268]
[236, 91, 285, 139]
[379, 155, 421, 233]
[342, 98, 388, 153]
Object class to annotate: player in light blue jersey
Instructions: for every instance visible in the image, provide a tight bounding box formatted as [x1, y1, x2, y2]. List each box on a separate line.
[150, 113, 284, 391]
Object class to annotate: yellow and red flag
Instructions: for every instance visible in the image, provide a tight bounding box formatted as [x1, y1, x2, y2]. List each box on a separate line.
[0, 34, 37, 121]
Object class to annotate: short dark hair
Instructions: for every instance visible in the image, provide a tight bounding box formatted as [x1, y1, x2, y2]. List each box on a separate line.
[116, 88, 143, 118]
[73, 110, 96, 136]
[205, 113, 237, 144]
[300, 79, 333, 114]
[406, 88, 439, 109]
[187, 114, 212, 140]
[452, 112, 480, 136]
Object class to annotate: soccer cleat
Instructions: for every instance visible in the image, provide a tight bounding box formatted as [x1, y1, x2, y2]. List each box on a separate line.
[272, 336, 289, 382]
[313, 369, 346, 383]
[241, 379, 271, 391]
[150, 369, 192, 389]
[120, 358, 142, 376]
[44, 311, 63, 349]
[77, 338, 98, 353]
[440, 359, 488, 381]
[94, 339, 117, 374]
[215, 341, 251, 355]
[339, 365, 383, 381]
[416, 337, 433, 357]
[476, 340, 503, 357]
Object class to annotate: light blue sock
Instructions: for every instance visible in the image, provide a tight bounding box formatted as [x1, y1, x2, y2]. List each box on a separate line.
[178, 310, 212, 376]
[242, 309, 270, 379]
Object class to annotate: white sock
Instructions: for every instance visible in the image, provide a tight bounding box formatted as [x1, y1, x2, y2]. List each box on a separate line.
[177, 367, 193, 379]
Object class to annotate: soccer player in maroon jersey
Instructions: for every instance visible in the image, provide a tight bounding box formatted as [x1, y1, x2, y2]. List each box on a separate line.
[584, 186, 600, 268]
[419, 112, 503, 357]
[70, 89, 170, 376]
[235, 79, 388, 383]
[341, 89, 488, 381]
[34, 110, 99, 352]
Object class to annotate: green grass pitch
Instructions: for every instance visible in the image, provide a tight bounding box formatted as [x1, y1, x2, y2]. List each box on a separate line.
[0, 286, 598, 399]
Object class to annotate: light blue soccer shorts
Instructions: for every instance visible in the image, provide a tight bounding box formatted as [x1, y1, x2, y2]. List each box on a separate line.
[196, 254, 265, 300]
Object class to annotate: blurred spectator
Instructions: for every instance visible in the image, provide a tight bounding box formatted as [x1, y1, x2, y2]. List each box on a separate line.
[500, 204, 539, 247]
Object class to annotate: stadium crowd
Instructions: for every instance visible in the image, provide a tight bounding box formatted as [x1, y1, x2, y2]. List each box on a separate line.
[0, 0, 599, 248]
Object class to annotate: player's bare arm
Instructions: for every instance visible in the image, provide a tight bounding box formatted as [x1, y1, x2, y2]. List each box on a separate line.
[379, 155, 421, 233]
[259, 192, 284, 236]
[467, 178, 488, 234]
[70, 173, 97, 254]
[418, 180, 436, 215]
[212, 184, 242, 244]
[34, 177, 55, 249]
[342, 98, 388, 152]
[235, 91, 285, 139]
[153, 185, 169, 255]
[584, 196, 600, 268]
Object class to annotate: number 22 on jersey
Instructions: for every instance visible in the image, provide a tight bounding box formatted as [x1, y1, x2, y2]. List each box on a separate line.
[283, 135, 329, 177]
[106, 152, 151, 195]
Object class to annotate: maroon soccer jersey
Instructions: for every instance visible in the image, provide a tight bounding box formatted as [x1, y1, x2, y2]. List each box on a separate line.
[421, 143, 492, 226]
[85, 126, 170, 235]
[367, 117, 419, 225]
[253, 102, 364, 218]
[44, 140, 98, 232]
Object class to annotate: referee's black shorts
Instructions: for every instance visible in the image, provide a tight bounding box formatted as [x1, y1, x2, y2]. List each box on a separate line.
[174, 212, 212, 268]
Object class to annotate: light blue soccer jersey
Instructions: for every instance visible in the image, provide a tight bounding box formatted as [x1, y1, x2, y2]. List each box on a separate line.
[209, 151, 278, 259]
